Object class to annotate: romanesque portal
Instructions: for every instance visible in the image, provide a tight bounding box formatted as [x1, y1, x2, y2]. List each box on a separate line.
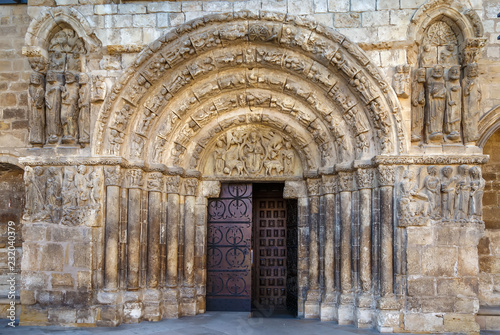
[15, 6, 488, 333]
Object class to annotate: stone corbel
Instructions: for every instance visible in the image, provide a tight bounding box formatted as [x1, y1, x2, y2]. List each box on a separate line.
[201, 181, 221, 199]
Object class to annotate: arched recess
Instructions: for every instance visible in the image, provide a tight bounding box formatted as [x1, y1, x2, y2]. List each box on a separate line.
[94, 10, 407, 172]
[478, 105, 500, 148]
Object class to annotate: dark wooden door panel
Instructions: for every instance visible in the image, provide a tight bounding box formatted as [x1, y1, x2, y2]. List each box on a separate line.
[207, 184, 252, 311]
[253, 184, 289, 314]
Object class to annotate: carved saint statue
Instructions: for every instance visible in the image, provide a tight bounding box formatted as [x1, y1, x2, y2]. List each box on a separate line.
[423, 165, 441, 218]
[153, 137, 167, 163]
[60, 72, 80, 144]
[462, 64, 482, 144]
[426, 65, 446, 143]
[24, 166, 47, 220]
[469, 166, 485, 219]
[62, 167, 77, 208]
[45, 71, 63, 144]
[440, 166, 455, 220]
[78, 73, 90, 144]
[393, 65, 410, 98]
[29, 73, 45, 145]
[282, 141, 295, 175]
[213, 139, 226, 174]
[91, 75, 106, 102]
[444, 66, 462, 142]
[454, 165, 471, 220]
[411, 68, 426, 142]
[399, 169, 429, 219]
[75, 165, 89, 207]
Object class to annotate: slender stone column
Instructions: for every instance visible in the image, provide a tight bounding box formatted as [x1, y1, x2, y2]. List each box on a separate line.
[320, 175, 337, 321]
[356, 168, 375, 328]
[376, 165, 399, 332]
[377, 166, 395, 298]
[305, 178, 321, 319]
[147, 173, 164, 288]
[104, 166, 122, 290]
[164, 175, 180, 318]
[196, 181, 220, 313]
[126, 169, 144, 290]
[181, 177, 198, 316]
[338, 171, 354, 325]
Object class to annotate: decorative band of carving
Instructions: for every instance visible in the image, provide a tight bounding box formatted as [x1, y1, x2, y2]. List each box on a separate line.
[373, 155, 489, 166]
[20, 156, 124, 167]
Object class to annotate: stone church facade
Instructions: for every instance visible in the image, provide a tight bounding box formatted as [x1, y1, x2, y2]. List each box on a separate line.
[0, 0, 500, 333]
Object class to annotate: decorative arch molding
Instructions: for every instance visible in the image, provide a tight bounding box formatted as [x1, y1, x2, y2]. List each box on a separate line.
[24, 6, 101, 57]
[0, 154, 23, 170]
[478, 105, 500, 148]
[94, 10, 408, 169]
[408, 0, 484, 44]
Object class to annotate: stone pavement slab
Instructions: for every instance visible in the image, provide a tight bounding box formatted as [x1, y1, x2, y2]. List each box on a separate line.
[0, 311, 431, 335]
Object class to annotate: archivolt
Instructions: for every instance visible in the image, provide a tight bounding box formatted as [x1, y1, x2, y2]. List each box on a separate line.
[94, 11, 407, 171]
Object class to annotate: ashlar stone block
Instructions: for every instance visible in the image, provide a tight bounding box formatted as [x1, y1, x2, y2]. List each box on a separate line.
[422, 246, 457, 277]
[351, 0, 376, 11]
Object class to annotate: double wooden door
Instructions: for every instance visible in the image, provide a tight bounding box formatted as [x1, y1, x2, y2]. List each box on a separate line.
[206, 183, 297, 316]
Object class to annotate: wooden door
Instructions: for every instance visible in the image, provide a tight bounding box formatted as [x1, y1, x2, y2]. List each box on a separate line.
[206, 183, 252, 311]
[253, 184, 294, 315]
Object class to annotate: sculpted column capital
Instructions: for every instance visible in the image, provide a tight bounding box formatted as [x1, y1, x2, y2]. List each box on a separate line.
[377, 165, 396, 187]
[356, 168, 374, 189]
[165, 176, 181, 194]
[126, 169, 144, 189]
[104, 165, 122, 187]
[321, 175, 337, 195]
[147, 172, 164, 192]
[338, 171, 355, 192]
[183, 178, 199, 196]
[307, 178, 322, 197]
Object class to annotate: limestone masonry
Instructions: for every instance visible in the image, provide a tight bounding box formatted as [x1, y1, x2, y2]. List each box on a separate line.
[0, 0, 500, 333]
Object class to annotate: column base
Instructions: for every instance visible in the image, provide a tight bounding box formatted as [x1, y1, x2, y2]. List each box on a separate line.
[181, 287, 197, 316]
[304, 290, 321, 319]
[162, 288, 180, 319]
[355, 293, 374, 328]
[338, 293, 354, 325]
[376, 295, 401, 332]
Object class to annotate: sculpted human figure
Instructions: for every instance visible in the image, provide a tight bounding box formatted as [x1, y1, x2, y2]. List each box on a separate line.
[444, 66, 462, 142]
[45, 71, 63, 144]
[242, 131, 265, 174]
[454, 165, 471, 220]
[282, 141, 295, 175]
[441, 166, 455, 220]
[24, 166, 47, 220]
[75, 165, 89, 207]
[62, 167, 77, 208]
[399, 169, 429, 218]
[153, 137, 167, 163]
[393, 65, 410, 98]
[213, 139, 226, 174]
[78, 73, 90, 144]
[92, 75, 106, 102]
[46, 167, 62, 222]
[60, 72, 79, 144]
[462, 64, 482, 144]
[421, 44, 436, 67]
[469, 166, 485, 218]
[411, 68, 426, 142]
[426, 65, 446, 143]
[439, 44, 458, 66]
[88, 169, 101, 207]
[423, 165, 441, 218]
[29, 73, 45, 145]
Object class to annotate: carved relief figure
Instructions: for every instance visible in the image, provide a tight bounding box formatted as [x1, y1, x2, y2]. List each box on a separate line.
[75, 165, 89, 207]
[421, 44, 436, 67]
[91, 75, 106, 102]
[426, 65, 446, 143]
[462, 64, 482, 144]
[46, 166, 62, 222]
[24, 166, 47, 220]
[60, 72, 79, 144]
[153, 137, 167, 163]
[282, 142, 295, 175]
[454, 165, 471, 220]
[423, 165, 441, 218]
[78, 73, 90, 144]
[29, 73, 45, 145]
[213, 139, 226, 174]
[441, 166, 455, 220]
[411, 68, 426, 142]
[242, 131, 266, 174]
[439, 44, 458, 66]
[399, 169, 429, 221]
[62, 167, 77, 208]
[45, 71, 63, 144]
[444, 66, 462, 142]
[469, 166, 485, 219]
[393, 65, 410, 98]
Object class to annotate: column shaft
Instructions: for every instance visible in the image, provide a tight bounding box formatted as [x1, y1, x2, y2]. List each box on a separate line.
[127, 188, 142, 289]
[147, 191, 161, 288]
[104, 185, 120, 289]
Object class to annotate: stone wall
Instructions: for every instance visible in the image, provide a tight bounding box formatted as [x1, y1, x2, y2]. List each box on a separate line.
[0, 4, 31, 149]
[0, 166, 24, 318]
[479, 128, 500, 307]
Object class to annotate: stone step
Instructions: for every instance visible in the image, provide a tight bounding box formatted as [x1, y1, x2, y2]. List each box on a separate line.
[476, 306, 500, 330]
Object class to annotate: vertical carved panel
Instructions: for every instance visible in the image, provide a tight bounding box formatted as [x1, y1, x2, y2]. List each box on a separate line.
[206, 184, 252, 311]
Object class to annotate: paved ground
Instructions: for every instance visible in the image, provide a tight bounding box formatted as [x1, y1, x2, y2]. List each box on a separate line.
[0, 312, 498, 334]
